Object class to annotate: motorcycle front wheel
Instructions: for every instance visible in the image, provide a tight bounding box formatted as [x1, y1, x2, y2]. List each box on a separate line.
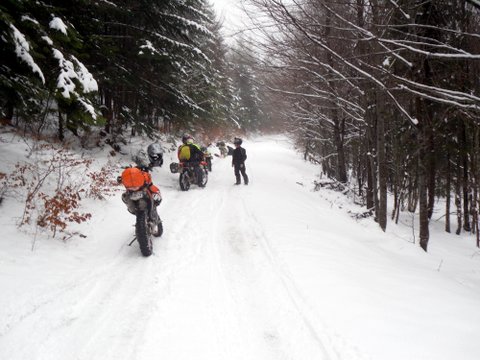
[136, 210, 153, 256]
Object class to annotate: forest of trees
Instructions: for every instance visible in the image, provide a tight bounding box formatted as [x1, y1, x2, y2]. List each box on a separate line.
[2, 0, 480, 251]
[0, 0, 264, 143]
[243, 0, 480, 251]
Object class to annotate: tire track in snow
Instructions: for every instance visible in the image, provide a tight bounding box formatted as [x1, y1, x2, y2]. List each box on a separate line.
[214, 191, 329, 360]
[238, 197, 371, 360]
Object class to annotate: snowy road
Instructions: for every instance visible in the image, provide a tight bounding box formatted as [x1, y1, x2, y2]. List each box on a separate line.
[0, 137, 345, 360]
[1, 136, 480, 360]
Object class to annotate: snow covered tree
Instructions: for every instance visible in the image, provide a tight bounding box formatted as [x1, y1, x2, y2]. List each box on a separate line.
[228, 39, 264, 132]
[1, 0, 235, 142]
[0, 0, 99, 137]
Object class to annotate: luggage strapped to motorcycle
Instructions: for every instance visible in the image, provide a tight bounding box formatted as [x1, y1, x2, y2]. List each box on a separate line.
[170, 162, 180, 174]
[121, 166, 151, 190]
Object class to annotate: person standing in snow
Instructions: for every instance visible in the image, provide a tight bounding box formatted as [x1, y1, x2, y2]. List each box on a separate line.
[232, 137, 249, 185]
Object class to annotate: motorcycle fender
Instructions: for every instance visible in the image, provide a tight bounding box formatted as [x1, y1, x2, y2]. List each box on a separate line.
[134, 198, 149, 212]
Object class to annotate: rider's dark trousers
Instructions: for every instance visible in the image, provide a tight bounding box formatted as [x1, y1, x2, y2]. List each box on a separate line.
[234, 163, 249, 184]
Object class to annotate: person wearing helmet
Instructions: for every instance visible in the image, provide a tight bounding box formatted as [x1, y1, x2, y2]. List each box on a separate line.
[232, 137, 249, 185]
[181, 133, 192, 145]
[177, 134, 205, 184]
[178, 134, 203, 162]
[147, 142, 164, 168]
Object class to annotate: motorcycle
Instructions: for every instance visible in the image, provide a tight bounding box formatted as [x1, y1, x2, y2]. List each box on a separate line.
[119, 168, 163, 256]
[170, 161, 208, 191]
[202, 147, 213, 172]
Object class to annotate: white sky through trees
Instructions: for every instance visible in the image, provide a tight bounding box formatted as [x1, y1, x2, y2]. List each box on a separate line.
[211, 0, 249, 43]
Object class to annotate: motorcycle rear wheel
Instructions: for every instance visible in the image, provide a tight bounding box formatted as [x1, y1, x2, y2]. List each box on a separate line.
[179, 172, 190, 191]
[136, 210, 153, 256]
[198, 168, 208, 187]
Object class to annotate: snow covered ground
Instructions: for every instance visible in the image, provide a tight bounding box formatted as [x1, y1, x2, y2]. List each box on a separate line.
[1, 133, 480, 360]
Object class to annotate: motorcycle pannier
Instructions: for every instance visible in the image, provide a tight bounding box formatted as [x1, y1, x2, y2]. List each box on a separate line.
[170, 162, 179, 174]
[121, 167, 147, 190]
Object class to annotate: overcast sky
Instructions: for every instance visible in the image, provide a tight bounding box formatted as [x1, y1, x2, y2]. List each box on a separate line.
[210, 0, 248, 43]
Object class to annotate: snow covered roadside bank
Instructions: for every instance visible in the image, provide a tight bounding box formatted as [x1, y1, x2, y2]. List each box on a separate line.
[0, 134, 479, 360]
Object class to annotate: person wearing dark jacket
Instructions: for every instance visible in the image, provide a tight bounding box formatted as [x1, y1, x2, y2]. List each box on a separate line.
[232, 137, 249, 185]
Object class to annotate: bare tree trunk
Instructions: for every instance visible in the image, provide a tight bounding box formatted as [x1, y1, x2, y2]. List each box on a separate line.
[333, 117, 347, 183]
[376, 91, 387, 231]
[416, 95, 429, 251]
[395, 187, 404, 224]
[364, 86, 378, 215]
[58, 111, 64, 142]
[473, 185, 478, 244]
[475, 127, 480, 247]
[392, 179, 398, 221]
[462, 123, 471, 232]
[446, 151, 451, 233]
[368, 111, 379, 221]
[418, 139, 429, 251]
[426, 122, 436, 220]
[456, 153, 463, 235]
[407, 172, 418, 213]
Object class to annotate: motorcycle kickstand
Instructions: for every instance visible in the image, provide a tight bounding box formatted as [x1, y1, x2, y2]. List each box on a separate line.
[128, 237, 137, 246]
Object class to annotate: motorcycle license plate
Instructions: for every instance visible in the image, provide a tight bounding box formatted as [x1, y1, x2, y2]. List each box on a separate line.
[129, 191, 144, 201]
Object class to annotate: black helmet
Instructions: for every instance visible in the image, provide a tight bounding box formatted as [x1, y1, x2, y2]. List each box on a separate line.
[233, 137, 242, 145]
[182, 134, 193, 144]
[147, 143, 163, 167]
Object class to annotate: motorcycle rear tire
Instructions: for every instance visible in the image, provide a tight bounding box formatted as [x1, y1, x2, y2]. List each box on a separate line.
[136, 211, 153, 256]
[179, 172, 190, 191]
[198, 169, 208, 188]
